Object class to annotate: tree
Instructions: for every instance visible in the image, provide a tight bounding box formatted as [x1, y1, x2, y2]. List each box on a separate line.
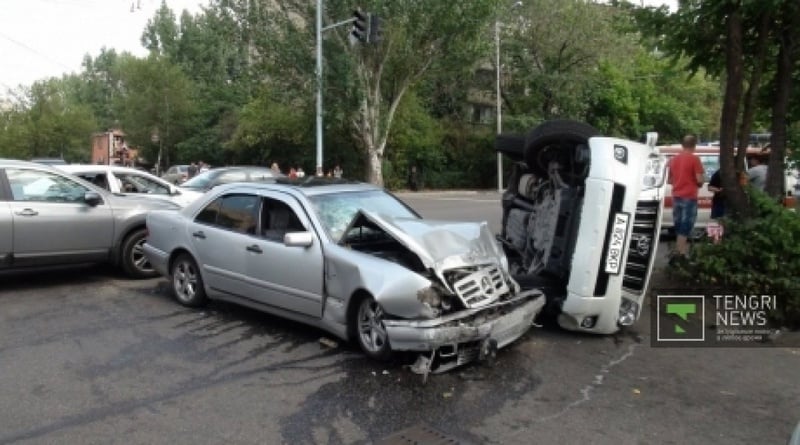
[141, 1, 181, 59]
[115, 55, 196, 169]
[75, 48, 131, 130]
[765, 0, 800, 198]
[141, 1, 260, 165]
[260, 0, 499, 185]
[0, 79, 96, 162]
[634, 0, 799, 218]
[501, 0, 640, 124]
[586, 52, 720, 141]
[228, 87, 314, 167]
[384, 91, 445, 188]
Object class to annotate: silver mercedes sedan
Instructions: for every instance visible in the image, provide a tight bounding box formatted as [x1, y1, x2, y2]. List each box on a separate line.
[143, 179, 544, 373]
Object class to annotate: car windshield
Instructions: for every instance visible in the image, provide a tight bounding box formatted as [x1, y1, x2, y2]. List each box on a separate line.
[180, 170, 214, 189]
[308, 190, 418, 242]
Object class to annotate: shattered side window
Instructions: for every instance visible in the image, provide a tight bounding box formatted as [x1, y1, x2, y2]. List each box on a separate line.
[309, 190, 417, 242]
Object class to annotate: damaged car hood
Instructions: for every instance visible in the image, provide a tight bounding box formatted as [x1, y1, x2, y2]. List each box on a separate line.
[353, 210, 506, 271]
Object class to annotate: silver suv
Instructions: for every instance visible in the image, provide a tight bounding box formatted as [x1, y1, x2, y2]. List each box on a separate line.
[0, 159, 180, 278]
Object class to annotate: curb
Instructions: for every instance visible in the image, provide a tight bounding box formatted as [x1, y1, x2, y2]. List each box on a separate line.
[392, 189, 500, 196]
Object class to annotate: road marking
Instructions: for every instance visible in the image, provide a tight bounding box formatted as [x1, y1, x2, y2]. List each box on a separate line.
[407, 197, 500, 202]
[534, 344, 639, 423]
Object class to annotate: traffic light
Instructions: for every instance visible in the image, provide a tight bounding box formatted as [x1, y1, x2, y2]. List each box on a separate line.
[351, 10, 368, 43]
[368, 14, 382, 43]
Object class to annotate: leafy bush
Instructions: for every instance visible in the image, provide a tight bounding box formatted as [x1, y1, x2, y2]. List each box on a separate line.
[675, 190, 800, 329]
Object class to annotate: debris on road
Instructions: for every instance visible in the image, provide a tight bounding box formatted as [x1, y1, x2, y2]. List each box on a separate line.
[319, 337, 338, 348]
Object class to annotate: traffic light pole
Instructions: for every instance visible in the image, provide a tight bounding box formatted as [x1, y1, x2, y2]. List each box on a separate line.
[316, 0, 323, 176]
[315, 1, 360, 176]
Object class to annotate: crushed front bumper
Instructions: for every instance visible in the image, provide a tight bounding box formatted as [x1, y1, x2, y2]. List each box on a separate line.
[382, 289, 545, 352]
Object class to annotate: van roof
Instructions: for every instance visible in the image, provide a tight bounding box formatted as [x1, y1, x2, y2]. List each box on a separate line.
[656, 144, 770, 156]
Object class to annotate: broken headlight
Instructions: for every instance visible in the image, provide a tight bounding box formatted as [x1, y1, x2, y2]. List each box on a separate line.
[417, 285, 456, 317]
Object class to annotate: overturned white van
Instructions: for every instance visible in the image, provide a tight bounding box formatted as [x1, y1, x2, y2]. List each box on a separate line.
[496, 120, 665, 334]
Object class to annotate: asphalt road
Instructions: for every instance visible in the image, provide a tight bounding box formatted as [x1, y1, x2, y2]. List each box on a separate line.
[0, 191, 798, 444]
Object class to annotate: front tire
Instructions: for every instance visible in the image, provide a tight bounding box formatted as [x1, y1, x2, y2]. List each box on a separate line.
[355, 296, 392, 360]
[170, 254, 207, 307]
[121, 228, 157, 278]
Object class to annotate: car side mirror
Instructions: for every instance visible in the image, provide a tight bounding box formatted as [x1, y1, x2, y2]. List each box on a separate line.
[170, 186, 180, 196]
[84, 191, 103, 206]
[284, 231, 314, 248]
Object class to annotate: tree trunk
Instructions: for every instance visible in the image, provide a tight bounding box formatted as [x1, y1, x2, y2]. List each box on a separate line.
[766, 6, 797, 199]
[720, 4, 750, 219]
[736, 10, 771, 171]
[365, 147, 383, 186]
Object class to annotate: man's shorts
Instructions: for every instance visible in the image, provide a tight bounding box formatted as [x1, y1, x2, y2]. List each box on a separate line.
[672, 197, 698, 237]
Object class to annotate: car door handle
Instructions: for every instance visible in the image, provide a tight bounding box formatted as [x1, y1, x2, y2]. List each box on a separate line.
[14, 209, 38, 216]
[246, 245, 263, 254]
[192, 231, 206, 239]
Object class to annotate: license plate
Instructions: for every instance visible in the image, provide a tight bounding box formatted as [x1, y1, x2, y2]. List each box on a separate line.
[604, 212, 630, 275]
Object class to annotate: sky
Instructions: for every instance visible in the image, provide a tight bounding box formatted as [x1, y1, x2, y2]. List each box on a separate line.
[0, 0, 676, 95]
[0, 0, 207, 92]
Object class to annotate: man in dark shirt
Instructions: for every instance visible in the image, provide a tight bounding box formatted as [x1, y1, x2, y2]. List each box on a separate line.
[708, 169, 724, 219]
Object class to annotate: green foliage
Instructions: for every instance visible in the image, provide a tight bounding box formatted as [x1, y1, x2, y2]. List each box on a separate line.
[0, 0, 741, 188]
[141, 2, 180, 57]
[383, 92, 445, 189]
[115, 55, 196, 167]
[676, 190, 800, 329]
[412, 122, 495, 190]
[0, 79, 97, 162]
[228, 88, 313, 167]
[258, 0, 500, 184]
[504, 0, 629, 121]
[76, 48, 132, 130]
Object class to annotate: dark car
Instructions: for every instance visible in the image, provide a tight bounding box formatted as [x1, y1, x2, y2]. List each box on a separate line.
[179, 166, 283, 192]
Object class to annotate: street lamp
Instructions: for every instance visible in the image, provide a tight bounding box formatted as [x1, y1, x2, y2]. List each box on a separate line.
[495, 20, 503, 193]
[495, 1, 522, 193]
[316, 0, 324, 176]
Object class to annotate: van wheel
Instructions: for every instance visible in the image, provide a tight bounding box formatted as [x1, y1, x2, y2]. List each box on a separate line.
[524, 120, 600, 178]
[121, 228, 157, 278]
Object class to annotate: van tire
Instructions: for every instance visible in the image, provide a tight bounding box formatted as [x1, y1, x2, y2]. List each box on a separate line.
[524, 120, 600, 177]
